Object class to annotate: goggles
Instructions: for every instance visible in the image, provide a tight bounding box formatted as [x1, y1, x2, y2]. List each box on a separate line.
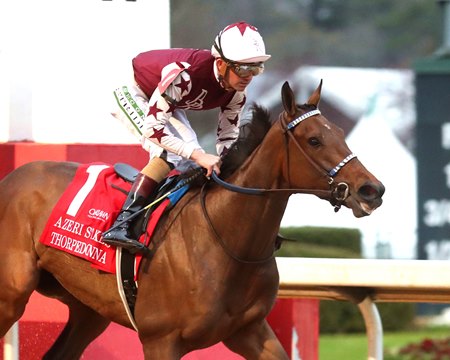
[227, 61, 264, 77]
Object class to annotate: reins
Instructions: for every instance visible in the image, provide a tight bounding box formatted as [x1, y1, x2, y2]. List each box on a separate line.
[210, 171, 330, 197]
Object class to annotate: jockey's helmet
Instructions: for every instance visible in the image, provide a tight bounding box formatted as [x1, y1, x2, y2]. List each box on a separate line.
[211, 22, 271, 64]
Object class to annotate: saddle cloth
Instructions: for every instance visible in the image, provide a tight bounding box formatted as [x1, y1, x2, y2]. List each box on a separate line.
[39, 163, 173, 275]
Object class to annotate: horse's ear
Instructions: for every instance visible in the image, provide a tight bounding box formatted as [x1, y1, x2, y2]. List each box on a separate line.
[281, 81, 297, 116]
[307, 79, 323, 107]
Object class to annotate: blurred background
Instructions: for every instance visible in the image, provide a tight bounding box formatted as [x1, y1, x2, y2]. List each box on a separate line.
[171, 0, 441, 69]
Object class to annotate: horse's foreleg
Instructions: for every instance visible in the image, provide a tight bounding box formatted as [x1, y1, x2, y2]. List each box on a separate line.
[0, 252, 39, 337]
[223, 320, 289, 360]
[141, 332, 183, 360]
[43, 299, 110, 360]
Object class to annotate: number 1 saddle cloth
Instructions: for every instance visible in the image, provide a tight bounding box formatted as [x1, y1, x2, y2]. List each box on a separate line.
[39, 163, 177, 276]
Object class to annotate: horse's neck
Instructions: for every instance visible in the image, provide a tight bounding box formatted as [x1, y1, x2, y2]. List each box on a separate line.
[232, 123, 288, 190]
[207, 128, 290, 259]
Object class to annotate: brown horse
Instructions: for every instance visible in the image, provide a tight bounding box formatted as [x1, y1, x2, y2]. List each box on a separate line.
[0, 81, 384, 359]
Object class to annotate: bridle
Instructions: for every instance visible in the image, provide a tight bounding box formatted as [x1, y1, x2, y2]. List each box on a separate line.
[200, 108, 357, 264]
[281, 109, 357, 212]
[209, 108, 357, 212]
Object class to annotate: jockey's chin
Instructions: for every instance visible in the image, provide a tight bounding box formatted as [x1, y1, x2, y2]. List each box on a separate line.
[233, 80, 252, 92]
[226, 71, 254, 92]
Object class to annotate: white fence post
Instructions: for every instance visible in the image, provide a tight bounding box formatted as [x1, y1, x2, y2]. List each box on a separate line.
[358, 297, 383, 360]
[3, 322, 19, 360]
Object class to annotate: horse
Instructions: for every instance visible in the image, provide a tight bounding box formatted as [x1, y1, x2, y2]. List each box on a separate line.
[0, 81, 384, 359]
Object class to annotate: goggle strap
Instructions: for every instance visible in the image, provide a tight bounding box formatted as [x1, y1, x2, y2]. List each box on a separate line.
[213, 31, 232, 62]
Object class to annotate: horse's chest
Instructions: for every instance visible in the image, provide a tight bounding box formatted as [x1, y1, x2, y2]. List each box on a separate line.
[201, 272, 278, 317]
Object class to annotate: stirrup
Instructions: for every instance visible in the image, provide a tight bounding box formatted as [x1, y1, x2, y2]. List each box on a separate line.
[103, 237, 150, 255]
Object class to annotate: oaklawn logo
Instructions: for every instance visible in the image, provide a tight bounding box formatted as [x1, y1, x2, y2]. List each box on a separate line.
[88, 208, 110, 222]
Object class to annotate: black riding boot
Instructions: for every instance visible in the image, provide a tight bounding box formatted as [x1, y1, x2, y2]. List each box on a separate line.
[102, 173, 158, 254]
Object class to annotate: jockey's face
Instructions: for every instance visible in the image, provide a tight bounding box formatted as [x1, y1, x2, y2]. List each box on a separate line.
[216, 58, 254, 92]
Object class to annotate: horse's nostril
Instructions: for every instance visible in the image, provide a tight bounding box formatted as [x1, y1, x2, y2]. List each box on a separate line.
[378, 183, 386, 197]
[359, 183, 384, 200]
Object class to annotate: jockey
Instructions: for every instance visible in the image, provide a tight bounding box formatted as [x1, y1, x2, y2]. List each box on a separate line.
[103, 21, 271, 253]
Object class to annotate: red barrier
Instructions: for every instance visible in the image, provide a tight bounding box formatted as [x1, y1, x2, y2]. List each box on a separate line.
[0, 142, 319, 360]
[0, 143, 16, 180]
[268, 299, 319, 359]
[0, 142, 149, 180]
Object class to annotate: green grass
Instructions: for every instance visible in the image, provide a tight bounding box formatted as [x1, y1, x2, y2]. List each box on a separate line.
[319, 327, 450, 360]
[275, 241, 361, 259]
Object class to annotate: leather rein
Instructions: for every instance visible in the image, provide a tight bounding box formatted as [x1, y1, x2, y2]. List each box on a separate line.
[200, 109, 357, 264]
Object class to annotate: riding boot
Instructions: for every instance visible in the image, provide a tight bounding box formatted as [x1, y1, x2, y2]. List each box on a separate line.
[102, 173, 158, 254]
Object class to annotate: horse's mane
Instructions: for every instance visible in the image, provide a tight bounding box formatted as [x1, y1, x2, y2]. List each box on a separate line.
[220, 104, 273, 179]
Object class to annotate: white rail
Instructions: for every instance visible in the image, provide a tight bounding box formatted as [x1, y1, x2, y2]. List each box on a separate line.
[5, 258, 450, 360]
[3, 322, 18, 360]
[276, 257, 450, 360]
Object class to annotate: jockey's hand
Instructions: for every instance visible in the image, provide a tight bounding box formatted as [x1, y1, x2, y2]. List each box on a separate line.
[190, 149, 221, 177]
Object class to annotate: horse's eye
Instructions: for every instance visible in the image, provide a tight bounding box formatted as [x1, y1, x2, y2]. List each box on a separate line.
[308, 137, 321, 147]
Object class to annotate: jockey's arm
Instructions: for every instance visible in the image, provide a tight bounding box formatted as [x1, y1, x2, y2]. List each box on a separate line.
[216, 91, 245, 156]
[191, 92, 244, 176]
[190, 150, 221, 177]
[142, 69, 202, 160]
[143, 68, 221, 175]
